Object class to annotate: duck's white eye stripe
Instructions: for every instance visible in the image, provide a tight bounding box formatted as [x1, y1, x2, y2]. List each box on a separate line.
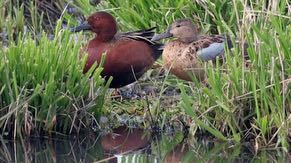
[197, 42, 225, 61]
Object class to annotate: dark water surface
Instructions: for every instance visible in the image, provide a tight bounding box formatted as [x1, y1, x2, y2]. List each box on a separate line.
[0, 127, 290, 163]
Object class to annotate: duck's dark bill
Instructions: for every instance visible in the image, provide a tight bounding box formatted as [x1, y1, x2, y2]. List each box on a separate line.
[70, 22, 92, 32]
[151, 32, 173, 42]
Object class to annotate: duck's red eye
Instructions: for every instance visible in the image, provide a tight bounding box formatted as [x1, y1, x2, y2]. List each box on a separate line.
[176, 25, 181, 28]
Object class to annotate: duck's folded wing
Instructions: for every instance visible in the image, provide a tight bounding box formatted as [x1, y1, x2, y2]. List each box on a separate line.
[197, 42, 225, 61]
[195, 35, 229, 61]
[117, 27, 164, 60]
[194, 35, 250, 61]
[116, 27, 157, 44]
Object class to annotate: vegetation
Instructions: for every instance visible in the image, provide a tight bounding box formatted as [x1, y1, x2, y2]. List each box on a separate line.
[0, 0, 111, 138]
[0, 0, 290, 152]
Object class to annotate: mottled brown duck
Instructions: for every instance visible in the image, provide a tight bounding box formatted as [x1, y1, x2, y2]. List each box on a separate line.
[152, 19, 233, 81]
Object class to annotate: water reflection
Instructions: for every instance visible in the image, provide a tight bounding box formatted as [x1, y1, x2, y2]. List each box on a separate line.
[101, 126, 150, 153]
[99, 126, 156, 163]
[0, 135, 103, 162]
[0, 128, 290, 163]
[164, 144, 189, 163]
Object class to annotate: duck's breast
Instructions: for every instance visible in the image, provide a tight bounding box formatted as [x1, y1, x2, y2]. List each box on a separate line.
[162, 40, 189, 69]
[163, 40, 205, 81]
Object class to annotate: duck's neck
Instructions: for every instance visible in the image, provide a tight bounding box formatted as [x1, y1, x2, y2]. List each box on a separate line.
[179, 25, 201, 43]
[95, 26, 117, 42]
[95, 34, 113, 42]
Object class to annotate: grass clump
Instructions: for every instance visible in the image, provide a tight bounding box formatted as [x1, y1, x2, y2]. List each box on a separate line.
[0, 18, 110, 138]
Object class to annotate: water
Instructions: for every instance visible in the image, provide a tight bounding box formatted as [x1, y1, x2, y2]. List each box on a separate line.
[0, 126, 290, 163]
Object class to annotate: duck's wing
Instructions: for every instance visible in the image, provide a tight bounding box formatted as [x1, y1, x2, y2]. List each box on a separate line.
[194, 35, 250, 61]
[117, 27, 157, 44]
[119, 27, 156, 40]
[193, 35, 232, 61]
[117, 27, 164, 60]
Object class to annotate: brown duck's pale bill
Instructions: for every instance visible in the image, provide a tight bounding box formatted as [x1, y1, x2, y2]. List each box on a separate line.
[70, 22, 92, 32]
[151, 32, 173, 42]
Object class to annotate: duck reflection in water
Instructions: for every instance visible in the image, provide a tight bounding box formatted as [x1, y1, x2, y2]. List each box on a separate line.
[164, 144, 190, 163]
[100, 126, 150, 162]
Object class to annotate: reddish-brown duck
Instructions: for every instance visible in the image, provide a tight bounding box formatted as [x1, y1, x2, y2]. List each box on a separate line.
[71, 11, 162, 88]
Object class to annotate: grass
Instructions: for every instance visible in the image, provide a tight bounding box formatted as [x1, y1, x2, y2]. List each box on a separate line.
[0, 1, 111, 138]
[0, 0, 290, 151]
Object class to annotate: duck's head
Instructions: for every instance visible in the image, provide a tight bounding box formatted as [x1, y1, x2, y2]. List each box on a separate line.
[152, 19, 199, 43]
[71, 11, 117, 41]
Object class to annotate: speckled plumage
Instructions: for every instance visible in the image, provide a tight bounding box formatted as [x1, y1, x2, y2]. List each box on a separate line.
[162, 40, 205, 81]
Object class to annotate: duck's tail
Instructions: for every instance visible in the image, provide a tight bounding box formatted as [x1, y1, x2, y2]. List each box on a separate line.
[225, 35, 249, 60]
[149, 42, 164, 60]
[225, 35, 233, 49]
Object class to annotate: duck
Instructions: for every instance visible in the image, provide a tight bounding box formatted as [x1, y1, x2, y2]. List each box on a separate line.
[151, 19, 233, 81]
[71, 11, 163, 88]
